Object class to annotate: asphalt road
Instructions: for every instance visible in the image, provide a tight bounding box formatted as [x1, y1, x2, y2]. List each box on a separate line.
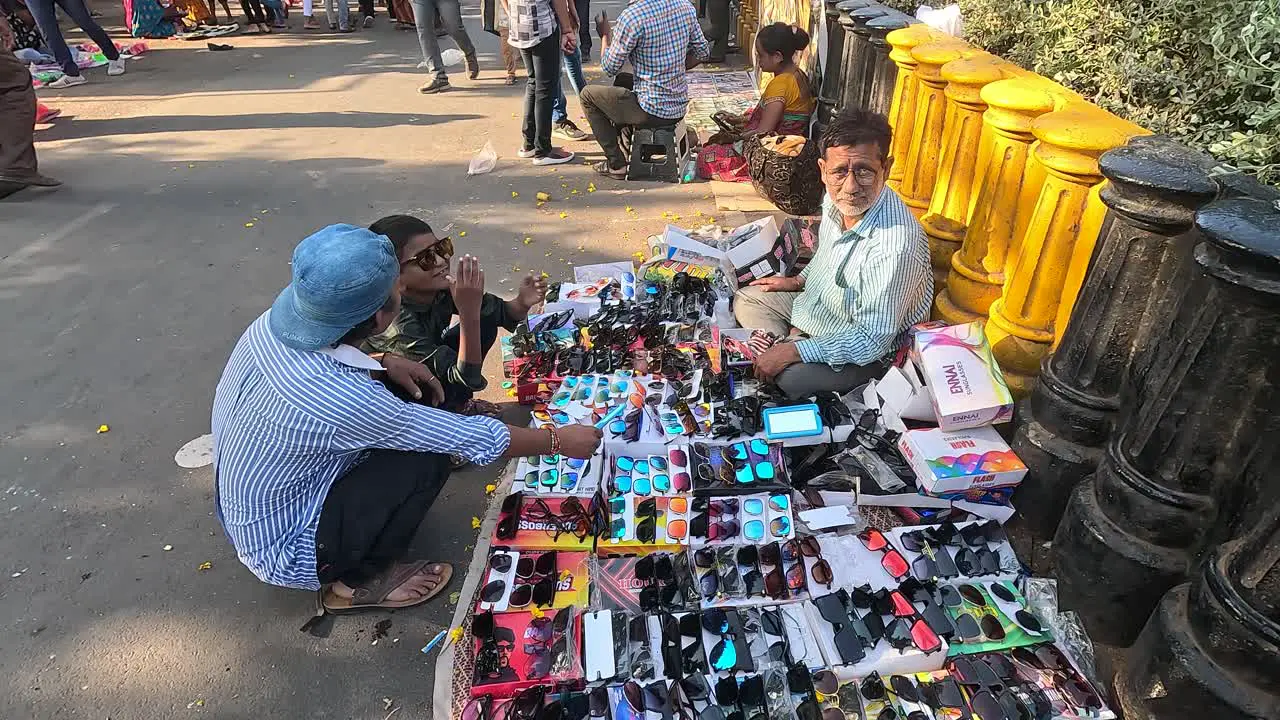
[0, 6, 729, 717]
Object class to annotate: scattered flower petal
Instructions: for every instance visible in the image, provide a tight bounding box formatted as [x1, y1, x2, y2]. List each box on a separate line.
[198, 561, 212, 571]
[587, 183, 596, 193]
[97, 424, 110, 434]
[485, 483, 497, 494]
[529, 605, 545, 619]
[163, 544, 174, 551]
[470, 516, 481, 529]
[459, 231, 467, 237]
[244, 222, 255, 228]
[536, 192, 551, 201]
[511, 191, 519, 198]
[449, 627, 464, 643]
[558, 212, 568, 219]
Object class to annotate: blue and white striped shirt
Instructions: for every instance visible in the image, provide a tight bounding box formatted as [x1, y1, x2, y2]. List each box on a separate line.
[211, 312, 511, 590]
[791, 187, 933, 367]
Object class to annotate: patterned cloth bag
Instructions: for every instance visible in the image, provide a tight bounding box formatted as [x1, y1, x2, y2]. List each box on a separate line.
[743, 133, 823, 215]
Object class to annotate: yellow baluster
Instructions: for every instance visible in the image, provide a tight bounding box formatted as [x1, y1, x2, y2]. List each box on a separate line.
[934, 78, 1058, 324]
[920, 53, 1009, 289]
[884, 25, 941, 189]
[898, 41, 976, 218]
[1051, 116, 1150, 344]
[986, 104, 1142, 395]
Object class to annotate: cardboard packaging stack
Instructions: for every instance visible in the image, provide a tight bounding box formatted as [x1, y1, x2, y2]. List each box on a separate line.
[872, 321, 1026, 506]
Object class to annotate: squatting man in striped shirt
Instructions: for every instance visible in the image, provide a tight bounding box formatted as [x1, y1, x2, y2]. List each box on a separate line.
[733, 108, 933, 398]
[211, 225, 602, 613]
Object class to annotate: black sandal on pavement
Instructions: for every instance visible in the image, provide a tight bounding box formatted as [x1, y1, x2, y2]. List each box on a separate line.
[592, 161, 627, 179]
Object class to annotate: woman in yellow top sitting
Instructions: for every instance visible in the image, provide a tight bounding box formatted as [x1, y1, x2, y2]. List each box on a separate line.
[696, 23, 817, 182]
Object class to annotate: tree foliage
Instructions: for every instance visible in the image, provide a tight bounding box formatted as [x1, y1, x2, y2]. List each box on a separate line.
[881, 0, 1280, 184]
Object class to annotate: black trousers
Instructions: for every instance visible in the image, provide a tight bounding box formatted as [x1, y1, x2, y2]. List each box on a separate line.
[315, 450, 451, 587]
[520, 32, 562, 157]
[573, 0, 591, 55]
[359, 0, 373, 17]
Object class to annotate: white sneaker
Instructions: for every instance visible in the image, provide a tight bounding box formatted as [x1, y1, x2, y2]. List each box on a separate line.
[107, 58, 126, 76]
[46, 74, 88, 88]
[517, 147, 538, 159]
[532, 149, 575, 166]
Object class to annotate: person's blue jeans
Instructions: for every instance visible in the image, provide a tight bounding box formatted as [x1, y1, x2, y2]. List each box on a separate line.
[25, 0, 120, 77]
[551, 44, 587, 124]
[411, 0, 476, 80]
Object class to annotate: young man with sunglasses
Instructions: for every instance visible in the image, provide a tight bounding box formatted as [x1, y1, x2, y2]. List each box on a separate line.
[212, 224, 601, 614]
[363, 215, 547, 420]
[733, 109, 932, 398]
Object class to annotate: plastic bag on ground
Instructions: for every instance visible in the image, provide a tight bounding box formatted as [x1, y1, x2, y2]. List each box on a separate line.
[468, 141, 498, 175]
[441, 48, 465, 67]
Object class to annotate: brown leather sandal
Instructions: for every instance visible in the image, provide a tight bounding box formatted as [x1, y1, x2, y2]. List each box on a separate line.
[320, 560, 453, 614]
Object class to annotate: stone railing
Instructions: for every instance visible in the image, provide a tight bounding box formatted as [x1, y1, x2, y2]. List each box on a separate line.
[820, 6, 1280, 714]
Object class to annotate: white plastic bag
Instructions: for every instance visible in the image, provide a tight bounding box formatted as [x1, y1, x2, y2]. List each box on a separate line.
[915, 3, 963, 37]
[440, 48, 465, 67]
[468, 141, 498, 175]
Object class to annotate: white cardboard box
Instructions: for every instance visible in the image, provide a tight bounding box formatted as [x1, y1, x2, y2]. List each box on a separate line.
[897, 425, 1028, 495]
[912, 321, 1015, 430]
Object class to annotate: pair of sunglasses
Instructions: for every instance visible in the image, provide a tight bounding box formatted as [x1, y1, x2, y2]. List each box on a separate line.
[402, 235, 455, 270]
[859, 528, 910, 580]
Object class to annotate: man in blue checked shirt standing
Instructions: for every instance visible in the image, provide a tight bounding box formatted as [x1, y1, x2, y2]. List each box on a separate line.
[733, 109, 933, 398]
[212, 225, 601, 614]
[579, 0, 710, 179]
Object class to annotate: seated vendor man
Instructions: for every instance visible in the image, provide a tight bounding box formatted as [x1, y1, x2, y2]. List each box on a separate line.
[212, 224, 601, 613]
[360, 214, 546, 418]
[579, 0, 710, 179]
[733, 109, 933, 398]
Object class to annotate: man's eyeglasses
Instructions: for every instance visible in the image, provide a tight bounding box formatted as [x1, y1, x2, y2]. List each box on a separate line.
[826, 166, 881, 185]
[403, 236, 455, 270]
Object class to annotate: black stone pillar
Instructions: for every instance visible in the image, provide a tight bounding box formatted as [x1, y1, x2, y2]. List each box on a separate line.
[817, 0, 851, 126]
[865, 14, 909, 117]
[1052, 195, 1280, 646]
[1115, 503, 1280, 719]
[1007, 136, 1218, 565]
[838, 5, 888, 112]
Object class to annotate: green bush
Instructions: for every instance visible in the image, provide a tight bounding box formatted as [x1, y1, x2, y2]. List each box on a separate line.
[882, 0, 1280, 185]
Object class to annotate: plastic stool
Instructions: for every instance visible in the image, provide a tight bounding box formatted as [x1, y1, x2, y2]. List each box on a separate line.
[624, 120, 691, 182]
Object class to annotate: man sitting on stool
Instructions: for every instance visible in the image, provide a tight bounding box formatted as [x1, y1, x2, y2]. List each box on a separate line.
[733, 109, 932, 398]
[580, 0, 709, 179]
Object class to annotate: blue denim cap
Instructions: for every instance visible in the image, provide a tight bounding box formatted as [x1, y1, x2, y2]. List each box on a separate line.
[269, 224, 398, 351]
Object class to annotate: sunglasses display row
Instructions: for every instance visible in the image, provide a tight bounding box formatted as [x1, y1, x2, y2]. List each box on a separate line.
[692, 541, 824, 608]
[462, 639, 1108, 720]
[507, 272, 723, 385]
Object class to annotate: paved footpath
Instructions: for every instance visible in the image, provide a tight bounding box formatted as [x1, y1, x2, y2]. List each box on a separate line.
[1, 5, 731, 717]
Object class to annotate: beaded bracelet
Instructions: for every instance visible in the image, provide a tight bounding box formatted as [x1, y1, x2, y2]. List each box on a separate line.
[545, 425, 561, 455]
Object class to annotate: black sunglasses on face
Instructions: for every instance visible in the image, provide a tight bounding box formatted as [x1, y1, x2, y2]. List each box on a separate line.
[403, 236, 455, 270]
